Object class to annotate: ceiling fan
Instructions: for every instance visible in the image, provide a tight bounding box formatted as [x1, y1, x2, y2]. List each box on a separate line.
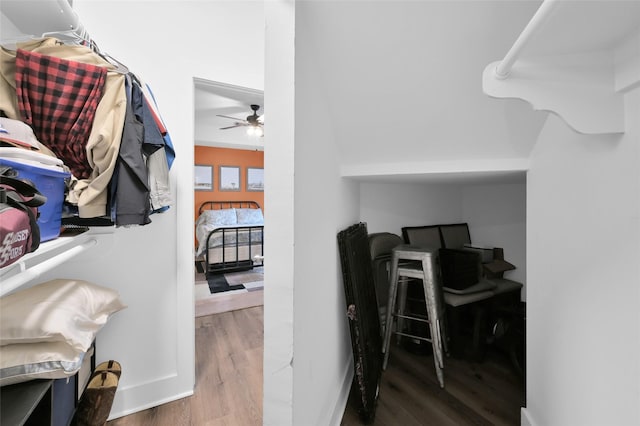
[217, 104, 264, 137]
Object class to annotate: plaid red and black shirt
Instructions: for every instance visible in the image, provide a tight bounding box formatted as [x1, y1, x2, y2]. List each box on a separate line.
[15, 49, 107, 179]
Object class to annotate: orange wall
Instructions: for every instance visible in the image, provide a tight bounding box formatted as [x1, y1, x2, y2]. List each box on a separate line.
[194, 146, 264, 223]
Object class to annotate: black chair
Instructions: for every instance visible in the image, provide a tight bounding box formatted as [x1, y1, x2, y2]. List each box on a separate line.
[401, 225, 442, 250]
[438, 223, 472, 249]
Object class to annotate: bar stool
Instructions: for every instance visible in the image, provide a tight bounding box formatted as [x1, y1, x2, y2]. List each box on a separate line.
[382, 244, 447, 388]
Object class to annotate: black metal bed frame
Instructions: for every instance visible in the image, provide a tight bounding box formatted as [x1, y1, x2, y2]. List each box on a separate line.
[198, 201, 264, 276]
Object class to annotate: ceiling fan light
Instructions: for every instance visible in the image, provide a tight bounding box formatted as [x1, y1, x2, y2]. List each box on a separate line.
[247, 125, 264, 137]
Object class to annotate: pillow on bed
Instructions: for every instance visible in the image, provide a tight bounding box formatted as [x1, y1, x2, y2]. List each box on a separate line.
[0, 279, 127, 352]
[0, 341, 86, 386]
[236, 208, 264, 225]
[200, 208, 237, 226]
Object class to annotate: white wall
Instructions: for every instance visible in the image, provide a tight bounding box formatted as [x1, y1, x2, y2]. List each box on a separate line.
[64, 0, 265, 418]
[525, 87, 639, 425]
[263, 2, 295, 424]
[462, 183, 527, 295]
[290, 3, 361, 425]
[359, 182, 463, 236]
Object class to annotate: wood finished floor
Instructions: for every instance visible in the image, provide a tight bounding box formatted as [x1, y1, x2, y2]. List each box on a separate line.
[341, 344, 524, 426]
[107, 307, 264, 426]
[107, 303, 524, 426]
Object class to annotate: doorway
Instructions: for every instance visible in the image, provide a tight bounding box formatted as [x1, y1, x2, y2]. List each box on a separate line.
[193, 79, 265, 316]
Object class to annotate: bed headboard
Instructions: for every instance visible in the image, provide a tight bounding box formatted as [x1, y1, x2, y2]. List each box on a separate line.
[198, 201, 261, 215]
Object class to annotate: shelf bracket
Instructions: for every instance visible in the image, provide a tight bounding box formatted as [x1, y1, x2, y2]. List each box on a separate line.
[483, 0, 628, 135]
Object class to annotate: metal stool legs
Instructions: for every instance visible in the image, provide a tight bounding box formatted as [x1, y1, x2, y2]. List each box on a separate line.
[382, 245, 446, 388]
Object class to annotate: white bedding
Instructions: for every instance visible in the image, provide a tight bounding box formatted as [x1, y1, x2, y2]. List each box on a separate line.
[196, 223, 263, 257]
[195, 207, 264, 258]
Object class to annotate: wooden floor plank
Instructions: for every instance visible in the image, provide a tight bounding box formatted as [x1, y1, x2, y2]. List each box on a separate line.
[195, 290, 263, 317]
[108, 306, 264, 426]
[110, 305, 523, 426]
[342, 341, 523, 426]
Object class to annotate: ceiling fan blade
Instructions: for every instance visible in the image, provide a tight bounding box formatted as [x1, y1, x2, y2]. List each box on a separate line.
[217, 114, 250, 123]
[220, 124, 246, 130]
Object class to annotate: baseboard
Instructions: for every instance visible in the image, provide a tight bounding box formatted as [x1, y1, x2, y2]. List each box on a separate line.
[521, 407, 536, 426]
[107, 375, 194, 420]
[328, 357, 354, 426]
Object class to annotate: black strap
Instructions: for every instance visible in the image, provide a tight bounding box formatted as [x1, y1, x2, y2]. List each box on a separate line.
[0, 175, 47, 207]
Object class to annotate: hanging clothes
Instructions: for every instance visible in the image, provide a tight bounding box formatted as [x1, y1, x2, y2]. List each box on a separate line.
[140, 83, 175, 168]
[14, 49, 107, 180]
[112, 74, 150, 226]
[1, 37, 175, 224]
[139, 80, 173, 213]
[0, 38, 127, 219]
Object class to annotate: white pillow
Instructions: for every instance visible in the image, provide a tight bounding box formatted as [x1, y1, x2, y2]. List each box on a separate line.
[201, 208, 237, 226]
[195, 212, 209, 227]
[0, 279, 127, 352]
[0, 341, 85, 386]
[236, 208, 263, 225]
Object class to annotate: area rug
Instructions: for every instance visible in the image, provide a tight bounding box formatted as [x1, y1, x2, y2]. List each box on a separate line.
[197, 266, 264, 296]
[208, 274, 246, 294]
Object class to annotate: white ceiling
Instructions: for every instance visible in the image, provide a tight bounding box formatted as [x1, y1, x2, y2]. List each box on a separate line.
[194, 78, 264, 151]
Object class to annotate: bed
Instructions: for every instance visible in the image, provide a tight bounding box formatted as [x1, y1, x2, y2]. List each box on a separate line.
[195, 201, 264, 276]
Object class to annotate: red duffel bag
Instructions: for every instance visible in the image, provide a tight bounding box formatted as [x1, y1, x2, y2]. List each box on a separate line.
[0, 168, 47, 268]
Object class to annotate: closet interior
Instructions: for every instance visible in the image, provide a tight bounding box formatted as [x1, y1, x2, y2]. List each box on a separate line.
[1, 1, 175, 424]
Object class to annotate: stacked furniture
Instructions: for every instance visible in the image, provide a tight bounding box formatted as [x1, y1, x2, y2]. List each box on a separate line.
[381, 245, 447, 388]
[401, 223, 523, 359]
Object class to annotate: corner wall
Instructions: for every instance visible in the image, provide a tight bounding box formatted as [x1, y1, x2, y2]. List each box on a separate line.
[525, 88, 639, 425]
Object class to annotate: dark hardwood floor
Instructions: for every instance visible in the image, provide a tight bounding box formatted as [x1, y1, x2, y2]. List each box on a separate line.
[341, 341, 525, 426]
[108, 305, 524, 425]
